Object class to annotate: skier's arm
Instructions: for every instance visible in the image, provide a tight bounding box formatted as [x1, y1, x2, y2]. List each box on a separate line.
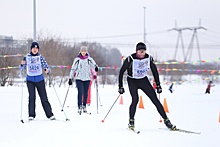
[40, 56, 50, 74]
[150, 57, 160, 86]
[118, 57, 130, 88]
[88, 57, 99, 72]
[69, 58, 79, 79]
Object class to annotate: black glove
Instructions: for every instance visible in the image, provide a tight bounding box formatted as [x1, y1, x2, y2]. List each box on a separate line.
[68, 79, 72, 85]
[156, 85, 162, 94]
[95, 66, 98, 72]
[118, 87, 125, 94]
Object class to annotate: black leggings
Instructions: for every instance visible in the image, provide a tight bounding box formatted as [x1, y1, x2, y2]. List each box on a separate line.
[127, 77, 167, 120]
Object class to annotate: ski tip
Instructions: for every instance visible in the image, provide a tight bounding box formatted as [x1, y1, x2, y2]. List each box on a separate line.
[66, 118, 70, 121]
[20, 120, 24, 123]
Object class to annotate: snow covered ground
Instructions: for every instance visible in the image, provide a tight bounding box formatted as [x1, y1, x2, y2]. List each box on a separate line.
[0, 82, 219, 147]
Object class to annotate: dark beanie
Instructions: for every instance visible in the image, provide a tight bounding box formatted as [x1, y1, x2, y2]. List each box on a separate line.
[31, 42, 39, 50]
[136, 42, 146, 50]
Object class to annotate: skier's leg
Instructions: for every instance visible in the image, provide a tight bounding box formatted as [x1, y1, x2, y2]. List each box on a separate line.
[141, 79, 176, 129]
[140, 79, 168, 119]
[27, 81, 36, 118]
[82, 80, 90, 107]
[87, 81, 92, 105]
[75, 80, 83, 108]
[127, 78, 139, 119]
[36, 80, 53, 118]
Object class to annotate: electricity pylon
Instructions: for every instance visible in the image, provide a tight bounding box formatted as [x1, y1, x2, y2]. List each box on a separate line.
[168, 20, 187, 61]
[185, 20, 207, 62]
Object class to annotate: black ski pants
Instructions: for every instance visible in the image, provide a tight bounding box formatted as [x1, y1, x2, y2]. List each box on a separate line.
[27, 80, 54, 118]
[127, 77, 168, 120]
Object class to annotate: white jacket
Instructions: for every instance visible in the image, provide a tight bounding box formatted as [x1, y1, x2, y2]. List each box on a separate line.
[69, 56, 97, 81]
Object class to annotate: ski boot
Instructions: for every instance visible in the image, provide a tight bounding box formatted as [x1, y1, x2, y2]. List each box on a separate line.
[28, 116, 34, 121]
[49, 116, 56, 120]
[164, 118, 176, 130]
[78, 106, 82, 115]
[82, 106, 87, 113]
[128, 118, 135, 130]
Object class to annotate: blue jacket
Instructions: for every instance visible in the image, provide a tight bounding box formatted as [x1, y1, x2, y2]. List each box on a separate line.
[20, 52, 50, 83]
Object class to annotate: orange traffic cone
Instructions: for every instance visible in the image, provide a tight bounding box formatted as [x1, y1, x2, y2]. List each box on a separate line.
[163, 98, 169, 113]
[119, 96, 123, 105]
[139, 96, 144, 109]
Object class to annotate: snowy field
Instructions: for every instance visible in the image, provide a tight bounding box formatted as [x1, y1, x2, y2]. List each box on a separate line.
[0, 82, 220, 147]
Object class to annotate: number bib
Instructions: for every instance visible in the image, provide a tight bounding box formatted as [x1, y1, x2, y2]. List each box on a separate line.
[132, 58, 150, 79]
[26, 56, 42, 76]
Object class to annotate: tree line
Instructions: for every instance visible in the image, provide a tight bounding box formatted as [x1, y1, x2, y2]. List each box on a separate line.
[0, 34, 122, 86]
[1, 34, 219, 86]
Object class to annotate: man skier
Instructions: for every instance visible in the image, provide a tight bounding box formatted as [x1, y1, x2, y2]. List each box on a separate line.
[118, 42, 176, 130]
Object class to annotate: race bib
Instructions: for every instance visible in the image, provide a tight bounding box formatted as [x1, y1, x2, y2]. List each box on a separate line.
[132, 58, 150, 79]
[26, 56, 42, 76]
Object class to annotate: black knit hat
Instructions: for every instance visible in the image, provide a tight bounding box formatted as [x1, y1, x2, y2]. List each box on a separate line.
[136, 42, 146, 50]
[31, 42, 39, 50]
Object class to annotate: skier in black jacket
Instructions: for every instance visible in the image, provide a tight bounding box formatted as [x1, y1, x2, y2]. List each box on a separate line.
[118, 42, 176, 130]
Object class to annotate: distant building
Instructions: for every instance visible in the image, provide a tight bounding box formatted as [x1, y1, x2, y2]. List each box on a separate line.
[0, 35, 13, 48]
[0, 35, 27, 50]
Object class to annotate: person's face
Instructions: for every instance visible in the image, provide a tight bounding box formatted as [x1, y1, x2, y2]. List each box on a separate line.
[136, 49, 146, 58]
[80, 50, 87, 56]
[31, 47, 39, 54]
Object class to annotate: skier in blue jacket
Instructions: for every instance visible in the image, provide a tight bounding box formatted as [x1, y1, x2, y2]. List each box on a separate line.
[20, 42, 55, 121]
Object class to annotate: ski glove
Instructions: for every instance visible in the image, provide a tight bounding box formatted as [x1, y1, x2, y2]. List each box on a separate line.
[118, 87, 125, 94]
[156, 85, 162, 94]
[68, 79, 72, 85]
[95, 66, 99, 72]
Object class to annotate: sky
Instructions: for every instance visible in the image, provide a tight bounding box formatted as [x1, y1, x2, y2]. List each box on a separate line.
[1, 0, 220, 61]
[0, 80, 220, 146]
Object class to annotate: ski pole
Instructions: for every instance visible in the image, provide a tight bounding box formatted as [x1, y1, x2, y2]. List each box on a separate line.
[95, 80, 99, 114]
[49, 74, 70, 121]
[158, 94, 162, 123]
[61, 85, 70, 111]
[98, 93, 102, 106]
[101, 94, 121, 123]
[20, 68, 24, 123]
[95, 79, 102, 107]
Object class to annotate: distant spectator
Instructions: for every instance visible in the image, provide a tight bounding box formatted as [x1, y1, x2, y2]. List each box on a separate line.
[169, 83, 174, 93]
[205, 81, 215, 94]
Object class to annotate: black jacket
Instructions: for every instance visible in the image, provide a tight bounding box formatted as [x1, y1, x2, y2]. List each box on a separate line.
[118, 53, 160, 88]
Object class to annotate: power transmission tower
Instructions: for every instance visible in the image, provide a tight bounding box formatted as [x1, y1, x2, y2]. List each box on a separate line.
[169, 20, 207, 62]
[168, 20, 187, 61]
[185, 20, 207, 62]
